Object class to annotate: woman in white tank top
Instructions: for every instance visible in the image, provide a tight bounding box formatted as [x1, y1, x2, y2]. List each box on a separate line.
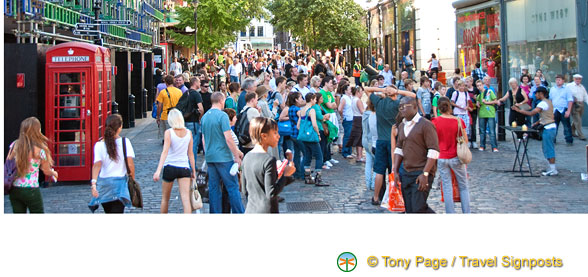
[345, 86, 365, 162]
[153, 109, 196, 213]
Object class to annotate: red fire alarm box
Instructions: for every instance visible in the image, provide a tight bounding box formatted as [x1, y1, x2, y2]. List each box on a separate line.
[16, 73, 25, 88]
[45, 42, 112, 181]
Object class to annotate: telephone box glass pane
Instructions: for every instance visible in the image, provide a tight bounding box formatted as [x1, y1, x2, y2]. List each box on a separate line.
[59, 108, 81, 119]
[58, 156, 81, 166]
[59, 96, 80, 108]
[60, 84, 81, 95]
[59, 73, 80, 83]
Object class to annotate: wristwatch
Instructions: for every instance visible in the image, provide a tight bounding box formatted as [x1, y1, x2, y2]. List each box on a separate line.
[423, 172, 429, 177]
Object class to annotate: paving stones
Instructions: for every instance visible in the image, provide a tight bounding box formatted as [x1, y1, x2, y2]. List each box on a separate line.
[4, 117, 588, 214]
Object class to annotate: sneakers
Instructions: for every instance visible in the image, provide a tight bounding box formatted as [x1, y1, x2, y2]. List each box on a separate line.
[479, 147, 485, 152]
[329, 159, 340, 164]
[325, 161, 333, 167]
[541, 170, 559, 176]
[493, 148, 499, 152]
[322, 164, 331, 170]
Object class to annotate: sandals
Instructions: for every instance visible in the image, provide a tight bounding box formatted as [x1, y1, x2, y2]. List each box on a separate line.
[371, 197, 381, 206]
[314, 172, 329, 186]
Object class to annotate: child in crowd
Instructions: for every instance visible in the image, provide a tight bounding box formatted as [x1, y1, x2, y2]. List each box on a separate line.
[241, 117, 296, 213]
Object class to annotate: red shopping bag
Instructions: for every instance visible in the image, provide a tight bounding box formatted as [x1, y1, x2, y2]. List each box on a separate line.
[387, 173, 405, 212]
[440, 169, 461, 203]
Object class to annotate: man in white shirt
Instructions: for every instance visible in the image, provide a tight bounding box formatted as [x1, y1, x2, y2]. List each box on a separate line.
[269, 68, 280, 92]
[568, 74, 588, 140]
[393, 97, 439, 213]
[228, 58, 242, 83]
[292, 74, 311, 98]
[379, 64, 394, 86]
[169, 57, 182, 75]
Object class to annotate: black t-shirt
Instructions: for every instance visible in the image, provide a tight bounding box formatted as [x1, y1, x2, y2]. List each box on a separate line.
[201, 91, 212, 114]
[186, 89, 203, 123]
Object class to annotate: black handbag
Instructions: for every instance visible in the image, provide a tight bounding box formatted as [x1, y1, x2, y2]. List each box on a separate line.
[122, 137, 143, 208]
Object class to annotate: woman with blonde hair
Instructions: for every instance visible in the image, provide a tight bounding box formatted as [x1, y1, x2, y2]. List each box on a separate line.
[6, 117, 58, 213]
[153, 109, 197, 213]
[309, 75, 321, 93]
[89, 114, 135, 213]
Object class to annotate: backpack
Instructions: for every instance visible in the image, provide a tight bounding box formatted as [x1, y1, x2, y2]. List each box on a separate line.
[176, 89, 198, 120]
[235, 107, 252, 146]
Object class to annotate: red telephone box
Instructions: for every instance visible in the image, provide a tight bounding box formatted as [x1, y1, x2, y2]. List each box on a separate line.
[45, 42, 112, 181]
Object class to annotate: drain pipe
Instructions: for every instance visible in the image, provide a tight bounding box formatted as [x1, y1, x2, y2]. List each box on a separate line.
[30, 21, 34, 43]
[52, 24, 56, 45]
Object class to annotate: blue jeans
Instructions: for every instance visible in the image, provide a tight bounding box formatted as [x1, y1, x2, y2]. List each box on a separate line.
[478, 117, 497, 149]
[437, 158, 470, 214]
[207, 161, 244, 214]
[185, 122, 201, 168]
[303, 141, 323, 171]
[542, 128, 556, 160]
[532, 98, 540, 124]
[554, 109, 573, 144]
[341, 120, 353, 157]
[288, 137, 305, 178]
[230, 76, 239, 83]
[365, 147, 376, 190]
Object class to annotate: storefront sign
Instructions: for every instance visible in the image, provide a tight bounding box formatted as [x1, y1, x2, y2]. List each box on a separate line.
[507, 0, 576, 43]
[51, 56, 90, 63]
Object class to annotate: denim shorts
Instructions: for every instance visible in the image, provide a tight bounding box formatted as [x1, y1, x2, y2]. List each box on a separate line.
[373, 140, 392, 175]
[541, 128, 556, 160]
[163, 165, 191, 182]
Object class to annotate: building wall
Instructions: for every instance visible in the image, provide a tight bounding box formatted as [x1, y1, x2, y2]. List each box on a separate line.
[415, 0, 456, 74]
[237, 18, 274, 49]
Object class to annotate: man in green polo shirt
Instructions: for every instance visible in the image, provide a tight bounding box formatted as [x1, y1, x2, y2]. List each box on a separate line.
[319, 75, 339, 167]
[475, 79, 499, 152]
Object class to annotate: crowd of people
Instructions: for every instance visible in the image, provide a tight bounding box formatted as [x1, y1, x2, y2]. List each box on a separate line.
[5, 47, 587, 215]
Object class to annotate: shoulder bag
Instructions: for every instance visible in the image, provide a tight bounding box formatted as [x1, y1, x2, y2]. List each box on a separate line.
[297, 108, 320, 142]
[190, 178, 203, 211]
[122, 137, 143, 208]
[456, 119, 472, 164]
[4, 143, 17, 195]
[196, 161, 209, 200]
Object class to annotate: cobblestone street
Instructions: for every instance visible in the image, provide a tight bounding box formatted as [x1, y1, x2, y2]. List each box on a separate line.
[4, 117, 588, 214]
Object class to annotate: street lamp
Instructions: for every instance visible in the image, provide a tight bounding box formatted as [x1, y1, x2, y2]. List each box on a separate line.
[93, 0, 102, 46]
[193, 0, 199, 56]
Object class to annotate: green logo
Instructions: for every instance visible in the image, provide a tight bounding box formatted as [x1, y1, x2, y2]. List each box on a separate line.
[337, 252, 357, 272]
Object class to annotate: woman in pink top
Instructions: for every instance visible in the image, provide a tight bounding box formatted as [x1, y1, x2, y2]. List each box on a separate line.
[431, 97, 471, 214]
[7, 117, 58, 213]
[520, 74, 532, 105]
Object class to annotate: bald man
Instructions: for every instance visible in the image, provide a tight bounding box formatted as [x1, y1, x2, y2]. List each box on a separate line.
[393, 97, 439, 213]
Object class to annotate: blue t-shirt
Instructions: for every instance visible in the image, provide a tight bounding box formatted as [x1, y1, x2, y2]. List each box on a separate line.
[237, 90, 247, 114]
[201, 108, 233, 163]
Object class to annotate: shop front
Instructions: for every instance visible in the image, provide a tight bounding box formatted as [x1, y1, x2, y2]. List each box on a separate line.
[456, 1, 502, 93]
[505, 0, 578, 84]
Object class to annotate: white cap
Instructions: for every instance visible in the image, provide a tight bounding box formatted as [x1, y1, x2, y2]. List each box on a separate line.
[573, 74, 583, 79]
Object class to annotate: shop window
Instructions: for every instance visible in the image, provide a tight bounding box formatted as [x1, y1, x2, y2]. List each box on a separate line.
[506, 0, 578, 83]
